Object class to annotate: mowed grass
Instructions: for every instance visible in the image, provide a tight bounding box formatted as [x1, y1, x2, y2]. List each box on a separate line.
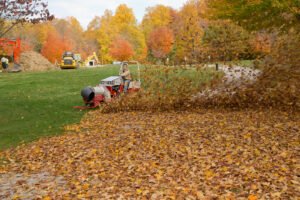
[0, 65, 124, 150]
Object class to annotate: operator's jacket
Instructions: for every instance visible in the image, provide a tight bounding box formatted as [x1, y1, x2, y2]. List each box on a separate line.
[120, 68, 132, 80]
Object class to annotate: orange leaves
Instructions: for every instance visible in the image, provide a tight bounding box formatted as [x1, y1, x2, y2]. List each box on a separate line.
[248, 194, 258, 200]
[109, 36, 134, 61]
[148, 27, 174, 59]
[41, 30, 72, 63]
[1, 110, 299, 198]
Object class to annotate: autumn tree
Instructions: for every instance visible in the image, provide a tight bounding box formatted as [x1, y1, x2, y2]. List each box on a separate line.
[0, 0, 54, 37]
[142, 5, 173, 39]
[84, 16, 102, 58]
[201, 20, 251, 62]
[174, 0, 205, 63]
[109, 36, 134, 61]
[207, 0, 300, 31]
[148, 27, 174, 61]
[93, 5, 147, 63]
[112, 4, 147, 61]
[5, 21, 55, 53]
[96, 10, 115, 63]
[41, 29, 72, 63]
[81, 17, 101, 59]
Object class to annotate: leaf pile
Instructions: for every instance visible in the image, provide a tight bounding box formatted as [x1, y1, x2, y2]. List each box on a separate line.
[1, 109, 299, 199]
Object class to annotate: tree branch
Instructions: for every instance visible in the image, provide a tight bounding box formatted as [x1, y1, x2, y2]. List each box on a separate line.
[0, 22, 18, 38]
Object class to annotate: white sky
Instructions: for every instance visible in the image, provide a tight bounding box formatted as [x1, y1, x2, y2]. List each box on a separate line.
[48, 0, 187, 29]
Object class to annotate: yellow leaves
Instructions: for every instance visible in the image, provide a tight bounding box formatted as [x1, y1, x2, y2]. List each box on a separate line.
[64, 125, 81, 135]
[221, 166, 229, 172]
[76, 194, 86, 199]
[254, 149, 260, 156]
[43, 196, 52, 200]
[155, 170, 164, 181]
[91, 149, 97, 155]
[98, 170, 106, 177]
[280, 166, 288, 172]
[225, 154, 233, 164]
[12, 195, 20, 200]
[33, 146, 41, 154]
[136, 188, 143, 194]
[136, 188, 151, 197]
[205, 170, 214, 179]
[243, 133, 252, 139]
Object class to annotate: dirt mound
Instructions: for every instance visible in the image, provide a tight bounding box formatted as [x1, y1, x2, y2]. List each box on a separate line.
[19, 51, 58, 72]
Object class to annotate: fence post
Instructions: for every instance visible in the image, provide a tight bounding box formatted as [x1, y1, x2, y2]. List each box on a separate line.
[216, 63, 219, 71]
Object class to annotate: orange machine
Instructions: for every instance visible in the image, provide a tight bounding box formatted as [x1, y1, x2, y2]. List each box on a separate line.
[0, 38, 21, 64]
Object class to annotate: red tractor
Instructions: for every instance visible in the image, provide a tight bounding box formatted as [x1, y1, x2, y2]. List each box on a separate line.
[0, 38, 21, 72]
[75, 62, 141, 109]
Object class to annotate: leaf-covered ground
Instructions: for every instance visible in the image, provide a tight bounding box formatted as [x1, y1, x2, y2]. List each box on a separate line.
[1, 109, 299, 199]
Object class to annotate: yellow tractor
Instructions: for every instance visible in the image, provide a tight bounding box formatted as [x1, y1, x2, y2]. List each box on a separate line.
[60, 52, 82, 69]
[85, 52, 100, 67]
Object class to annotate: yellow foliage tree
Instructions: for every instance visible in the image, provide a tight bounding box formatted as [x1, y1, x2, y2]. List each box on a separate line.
[174, 0, 205, 63]
[96, 10, 116, 63]
[142, 5, 173, 39]
[93, 5, 147, 63]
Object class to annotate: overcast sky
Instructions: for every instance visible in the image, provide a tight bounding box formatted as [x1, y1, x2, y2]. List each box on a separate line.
[48, 0, 187, 29]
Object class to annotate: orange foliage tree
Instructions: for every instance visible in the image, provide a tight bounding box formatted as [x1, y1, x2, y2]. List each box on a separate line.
[41, 30, 72, 63]
[109, 36, 134, 61]
[148, 27, 174, 59]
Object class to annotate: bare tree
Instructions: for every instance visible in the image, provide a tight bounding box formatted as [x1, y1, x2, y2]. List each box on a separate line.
[0, 0, 54, 37]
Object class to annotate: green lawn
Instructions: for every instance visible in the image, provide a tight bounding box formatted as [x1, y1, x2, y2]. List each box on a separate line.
[0, 65, 126, 150]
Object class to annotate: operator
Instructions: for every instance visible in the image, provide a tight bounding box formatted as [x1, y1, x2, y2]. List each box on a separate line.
[1, 56, 9, 71]
[119, 62, 131, 93]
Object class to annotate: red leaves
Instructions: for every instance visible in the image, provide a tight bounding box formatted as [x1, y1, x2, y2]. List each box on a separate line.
[148, 27, 174, 59]
[109, 36, 134, 61]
